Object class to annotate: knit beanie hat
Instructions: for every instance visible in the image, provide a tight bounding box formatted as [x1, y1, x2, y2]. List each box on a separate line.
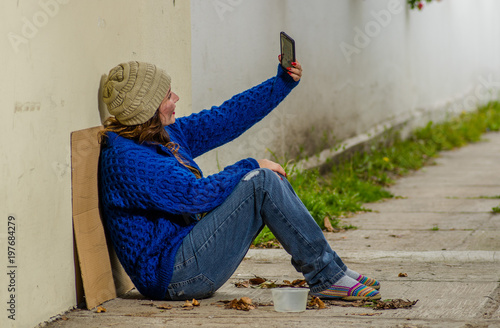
[101, 61, 171, 126]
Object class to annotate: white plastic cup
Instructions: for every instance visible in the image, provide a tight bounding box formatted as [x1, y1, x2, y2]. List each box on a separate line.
[272, 288, 310, 312]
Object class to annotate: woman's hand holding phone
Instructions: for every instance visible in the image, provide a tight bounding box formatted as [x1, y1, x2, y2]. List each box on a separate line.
[279, 55, 302, 82]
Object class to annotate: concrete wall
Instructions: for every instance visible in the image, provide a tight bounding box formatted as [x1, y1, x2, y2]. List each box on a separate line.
[191, 0, 500, 174]
[0, 1, 191, 327]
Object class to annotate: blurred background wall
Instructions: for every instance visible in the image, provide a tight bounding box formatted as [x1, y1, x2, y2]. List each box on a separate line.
[191, 0, 500, 173]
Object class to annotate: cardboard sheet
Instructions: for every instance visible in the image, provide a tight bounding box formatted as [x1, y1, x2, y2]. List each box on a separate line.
[71, 126, 134, 309]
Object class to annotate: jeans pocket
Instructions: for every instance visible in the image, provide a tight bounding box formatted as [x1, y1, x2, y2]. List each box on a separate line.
[166, 274, 215, 300]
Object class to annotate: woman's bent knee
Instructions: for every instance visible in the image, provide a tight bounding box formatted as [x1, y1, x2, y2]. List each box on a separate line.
[242, 168, 281, 183]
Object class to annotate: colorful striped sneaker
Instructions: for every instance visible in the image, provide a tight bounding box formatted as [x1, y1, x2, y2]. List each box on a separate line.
[311, 282, 381, 301]
[356, 274, 381, 290]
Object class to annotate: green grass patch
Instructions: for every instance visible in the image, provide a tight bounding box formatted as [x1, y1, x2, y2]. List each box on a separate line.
[253, 102, 500, 245]
[449, 196, 500, 199]
[342, 224, 358, 231]
[472, 195, 500, 199]
[492, 206, 500, 214]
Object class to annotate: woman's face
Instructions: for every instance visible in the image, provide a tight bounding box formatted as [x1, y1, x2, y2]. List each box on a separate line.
[159, 88, 179, 126]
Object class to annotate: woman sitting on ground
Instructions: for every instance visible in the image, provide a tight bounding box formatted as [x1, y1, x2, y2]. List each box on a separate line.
[98, 57, 381, 301]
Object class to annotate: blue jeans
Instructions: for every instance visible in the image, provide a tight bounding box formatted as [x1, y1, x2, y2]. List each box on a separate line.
[165, 168, 347, 300]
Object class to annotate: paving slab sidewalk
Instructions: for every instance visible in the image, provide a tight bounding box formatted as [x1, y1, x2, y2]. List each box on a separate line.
[43, 132, 500, 328]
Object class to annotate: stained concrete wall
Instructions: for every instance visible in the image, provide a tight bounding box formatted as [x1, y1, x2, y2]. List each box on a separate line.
[191, 0, 500, 174]
[0, 1, 191, 327]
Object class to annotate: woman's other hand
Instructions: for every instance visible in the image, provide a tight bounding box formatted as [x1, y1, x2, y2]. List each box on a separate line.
[257, 159, 286, 177]
[278, 55, 302, 82]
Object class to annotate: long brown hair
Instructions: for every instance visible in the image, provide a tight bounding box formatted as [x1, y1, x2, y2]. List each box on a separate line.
[99, 111, 201, 178]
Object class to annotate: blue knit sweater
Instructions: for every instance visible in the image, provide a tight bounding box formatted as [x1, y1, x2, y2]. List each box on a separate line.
[99, 65, 299, 299]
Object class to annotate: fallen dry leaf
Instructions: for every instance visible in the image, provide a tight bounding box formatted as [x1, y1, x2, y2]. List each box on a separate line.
[351, 300, 370, 307]
[96, 306, 106, 313]
[217, 300, 273, 308]
[293, 279, 307, 287]
[307, 296, 326, 309]
[224, 298, 256, 311]
[253, 301, 273, 307]
[192, 299, 200, 306]
[350, 312, 382, 316]
[259, 281, 278, 288]
[398, 273, 408, 277]
[236, 277, 308, 289]
[323, 217, 346, 233]
[374, 299, 418, 310]
[324, 217, 334, 232]
[235, 281, 250, 288]
[283, 279, 307, 287]
[325, 298, 418, 310]
[156, 304, 172, 310]
[183, 300, 193, 308]
[326, 300, 362, 307]
[249, 277, 267, 285]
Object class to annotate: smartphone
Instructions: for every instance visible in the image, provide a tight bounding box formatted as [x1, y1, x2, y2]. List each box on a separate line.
[280, 31, 295, 70]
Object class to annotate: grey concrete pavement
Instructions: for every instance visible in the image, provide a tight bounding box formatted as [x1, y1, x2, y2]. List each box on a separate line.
[43, 132, 500, 328]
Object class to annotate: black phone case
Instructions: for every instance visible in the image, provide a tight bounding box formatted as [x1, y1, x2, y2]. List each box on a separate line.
[280, 31, 296, 70]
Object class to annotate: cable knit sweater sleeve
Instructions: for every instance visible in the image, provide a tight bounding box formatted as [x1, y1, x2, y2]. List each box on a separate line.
[100, 134, 260, 216]
[176, 64, 299, 158]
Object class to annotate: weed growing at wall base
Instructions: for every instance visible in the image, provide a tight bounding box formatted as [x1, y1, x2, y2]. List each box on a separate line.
[253, 101, 500, 245]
